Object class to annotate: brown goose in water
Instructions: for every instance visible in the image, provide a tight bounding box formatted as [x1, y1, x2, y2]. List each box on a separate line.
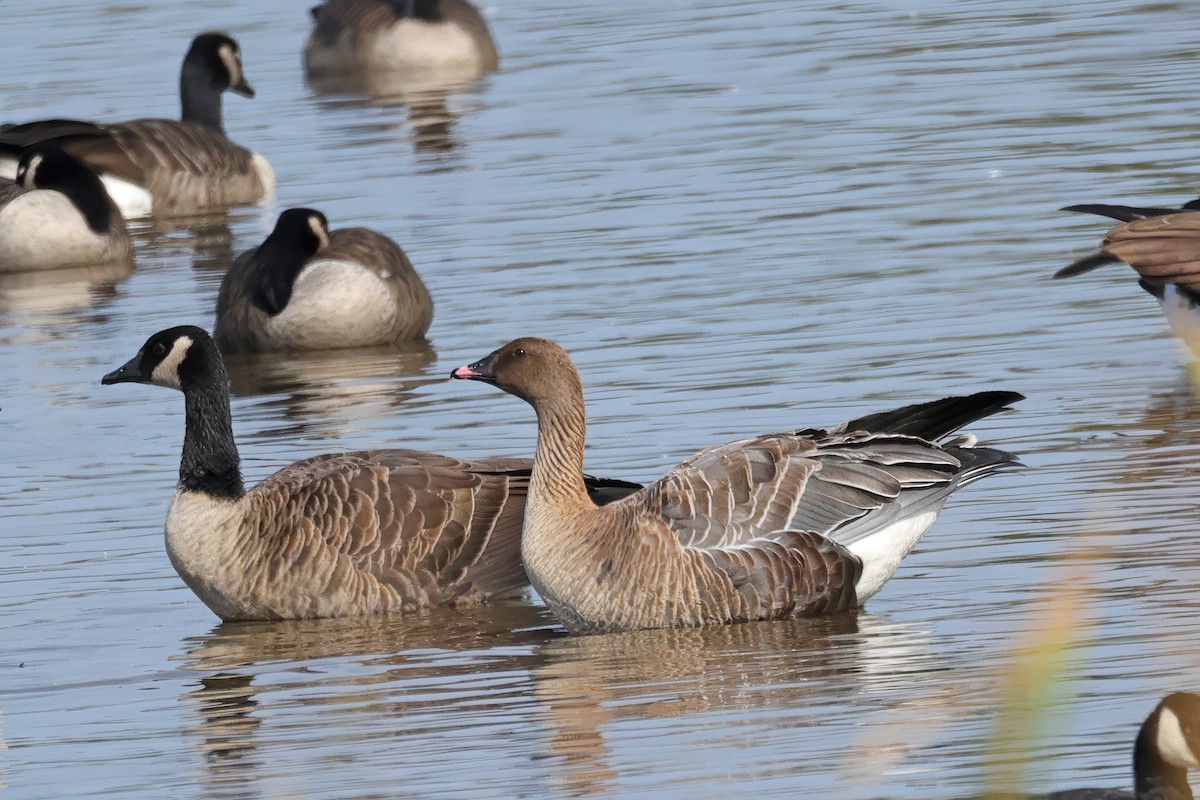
[1057, 197, 1200, 357]
[213, 208, 433, 354]
[1030, 692, 1200, 800]
[305, 0, 499, 82]
[101, 326, 640, 622]
[452, 337, 1022, 635]
[0, 33, 273, 218]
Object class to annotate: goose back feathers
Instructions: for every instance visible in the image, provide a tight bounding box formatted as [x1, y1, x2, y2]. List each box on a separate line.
[0, 144, 131, 272]
[0, 33, 273, 218]
[101, 326, 640, 621]
[1058, 201, 1200, 356]
[305, 0, 499, 80]
[213, 208, 433, 353]
[453, 338, 1022, 635]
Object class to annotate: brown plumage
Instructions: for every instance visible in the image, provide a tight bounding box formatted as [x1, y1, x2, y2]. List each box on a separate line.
[1058, 202, 1200, 357]
[452, 338, 1022, 635]
[0, 33, 273, 217]
[213, 209, 433, 354]
[101, 326, 640, 622]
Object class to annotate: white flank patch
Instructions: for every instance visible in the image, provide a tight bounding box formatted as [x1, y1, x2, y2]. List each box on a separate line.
[150, 335, 193, 390]
[1158, 285, 1200, 359]
[846, 511, 938, 602]
[0, 154, 17, 180]
[268, 259, 398, 349]
[99, 175, 153, 219]
[1157, 707, 1200, 768]
[251, 153, 276, 196]
[378, 19, 484, 70]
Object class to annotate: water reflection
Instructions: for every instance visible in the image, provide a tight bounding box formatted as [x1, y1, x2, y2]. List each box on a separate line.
[308, 78, 486, 161]
[225, 342, 437, 441]
[0, 260, 134, 327]
[132, 212, 238, 275]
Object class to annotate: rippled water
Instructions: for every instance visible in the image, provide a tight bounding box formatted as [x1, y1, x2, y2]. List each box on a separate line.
[2, 0, 1200, 797]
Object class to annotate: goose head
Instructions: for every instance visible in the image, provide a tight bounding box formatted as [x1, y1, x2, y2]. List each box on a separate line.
[185, 32, 255, 99]
[16, 143, 116, 233]
[102, 325, 223, 393]
[249, 208, 331, 316]
[451, 337, 582, 409]
[1148, 692, 1200, 770]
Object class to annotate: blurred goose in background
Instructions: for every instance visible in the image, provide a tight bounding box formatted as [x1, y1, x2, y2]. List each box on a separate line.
[213, 208, 432, 354]
[1033, 692, 1200, 800]
[452, 337, 1023, 635]
[0, 144, 130, 272]
[0, 33, 274, 218]
[304, 0, 499, 85]
[100, 326, 640, 621]
[1058, 197, 1200, 357]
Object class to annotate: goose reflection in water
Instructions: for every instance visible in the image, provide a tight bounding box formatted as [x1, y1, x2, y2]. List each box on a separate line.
[175, 610, 934, 798]
[0, 259, 134, 328]
[132, 209, 239, 275]
[222, 341, 437, 442]
[307, 73, 485, 161]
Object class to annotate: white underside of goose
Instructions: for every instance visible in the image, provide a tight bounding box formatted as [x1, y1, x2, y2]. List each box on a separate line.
[0, 191, 117, 272]
[266, 259, 400, 349]
[0, 155, 16, 180]
[1156, 285, 1200, 357]
[845, 511, 938, 602]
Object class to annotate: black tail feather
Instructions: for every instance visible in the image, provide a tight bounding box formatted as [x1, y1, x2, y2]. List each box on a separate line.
[1061, 202, 1185, 222]
[1054, 250, 1121, 279]
[839, 391, 1024, 442]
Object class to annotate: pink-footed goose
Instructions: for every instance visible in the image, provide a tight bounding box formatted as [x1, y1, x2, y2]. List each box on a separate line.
[101, 326, 639, 622]
[1058, 197, 1200, 358]
[452, 337, 1022, 635]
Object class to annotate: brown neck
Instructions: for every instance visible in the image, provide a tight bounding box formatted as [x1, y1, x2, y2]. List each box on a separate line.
[529, 381, 594, 509]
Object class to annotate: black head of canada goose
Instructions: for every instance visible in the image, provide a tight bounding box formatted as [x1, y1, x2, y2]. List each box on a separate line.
[1035, 692, 1200, 800]
[452, 337, 1023, 635]
[100, 326, 640, 621]
[305, 0, 499, 81]
[0, 144, 131, 272]
[1057, 196, 1200, 359]
[213, 208, 433, 354]
[0, 33, 273, 219]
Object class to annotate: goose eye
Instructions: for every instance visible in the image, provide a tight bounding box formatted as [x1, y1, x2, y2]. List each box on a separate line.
[152, 342, 167, 357]
[514, 348, 526, 358]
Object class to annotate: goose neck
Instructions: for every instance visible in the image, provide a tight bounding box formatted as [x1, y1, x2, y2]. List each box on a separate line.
[180, 72, 225, 133]
[1134, 721, 1194, 800]
[180, 373, 244, 499]
[530, 393, 592, 509]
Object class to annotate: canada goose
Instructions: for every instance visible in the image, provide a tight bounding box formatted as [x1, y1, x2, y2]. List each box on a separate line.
[451, 338, 1022, 635]
[304, 0, 499, 82]
[1057, 198, 1200, 357]
[1036, 692, 1200, 800]
[100, 326, 640, 621]
[213, 208, 433, 354]
[0, 33, 273, 218]
[0, 144, 131, 272]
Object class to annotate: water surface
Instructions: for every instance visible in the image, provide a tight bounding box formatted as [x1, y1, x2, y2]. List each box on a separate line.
[2, 1, 1199, 797]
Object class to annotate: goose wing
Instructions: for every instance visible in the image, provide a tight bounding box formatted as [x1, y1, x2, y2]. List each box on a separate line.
[0, 120, 145, 184]
[1081, 212, 1200, 293]
[248, 450, 642, 604]
[642, 430, 962, 551]
[247, 450, 532, 605]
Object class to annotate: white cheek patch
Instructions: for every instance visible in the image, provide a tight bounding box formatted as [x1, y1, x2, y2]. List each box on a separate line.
[308, 215, 330, 250]
[1157, 707, 1200, 769]
[18, 154, 43, 187]
[217, 44, 243, 87]
[150, 335, 193, 390]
